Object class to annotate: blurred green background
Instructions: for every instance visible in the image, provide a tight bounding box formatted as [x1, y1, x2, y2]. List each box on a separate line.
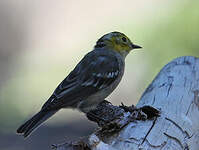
[0, 0, 198, 149]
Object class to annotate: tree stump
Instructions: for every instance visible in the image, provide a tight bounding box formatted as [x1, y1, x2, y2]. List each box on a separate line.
[54, 56, 199, 150]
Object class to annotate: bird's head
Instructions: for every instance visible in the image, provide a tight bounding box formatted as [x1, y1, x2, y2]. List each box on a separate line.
[95, 31, 142, 57]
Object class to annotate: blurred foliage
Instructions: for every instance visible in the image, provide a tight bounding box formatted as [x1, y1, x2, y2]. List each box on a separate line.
[133, 0, 199, 90]
[145, 0, 199, 74]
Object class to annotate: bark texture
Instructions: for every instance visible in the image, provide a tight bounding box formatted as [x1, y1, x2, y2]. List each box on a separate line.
[55, 56, 199, 150]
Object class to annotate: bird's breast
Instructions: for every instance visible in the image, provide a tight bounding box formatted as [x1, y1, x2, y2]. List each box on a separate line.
[78, 56, 125, 113]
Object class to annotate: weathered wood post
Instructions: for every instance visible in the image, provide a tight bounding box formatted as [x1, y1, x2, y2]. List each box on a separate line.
[55, 56, 199, 150]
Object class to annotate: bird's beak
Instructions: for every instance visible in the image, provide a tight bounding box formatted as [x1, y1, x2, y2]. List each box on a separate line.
[131, 43, 142, 49]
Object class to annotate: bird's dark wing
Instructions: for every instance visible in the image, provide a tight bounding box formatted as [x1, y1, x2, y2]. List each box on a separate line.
[42, 51, 120, 110]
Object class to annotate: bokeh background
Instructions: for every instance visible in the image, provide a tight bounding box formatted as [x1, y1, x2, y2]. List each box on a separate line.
[0, 0, 198, 149]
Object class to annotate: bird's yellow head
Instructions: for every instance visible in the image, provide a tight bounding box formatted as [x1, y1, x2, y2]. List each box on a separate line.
[95, 31, 142, 57]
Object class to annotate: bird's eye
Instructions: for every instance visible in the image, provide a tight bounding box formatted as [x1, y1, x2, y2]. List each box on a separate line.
[122, 37, 127, 42]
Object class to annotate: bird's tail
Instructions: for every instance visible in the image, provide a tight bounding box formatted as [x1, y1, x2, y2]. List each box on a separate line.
[17, 110, 57, 138]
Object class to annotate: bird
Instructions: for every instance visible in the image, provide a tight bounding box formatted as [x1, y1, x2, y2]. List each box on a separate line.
[17, 31, 142, 138]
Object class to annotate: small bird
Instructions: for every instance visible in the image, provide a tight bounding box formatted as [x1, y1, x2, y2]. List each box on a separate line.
[17, 31, 142, 137]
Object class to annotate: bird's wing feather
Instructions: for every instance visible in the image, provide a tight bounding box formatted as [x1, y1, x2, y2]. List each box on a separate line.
[42, 51, 120, 110]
